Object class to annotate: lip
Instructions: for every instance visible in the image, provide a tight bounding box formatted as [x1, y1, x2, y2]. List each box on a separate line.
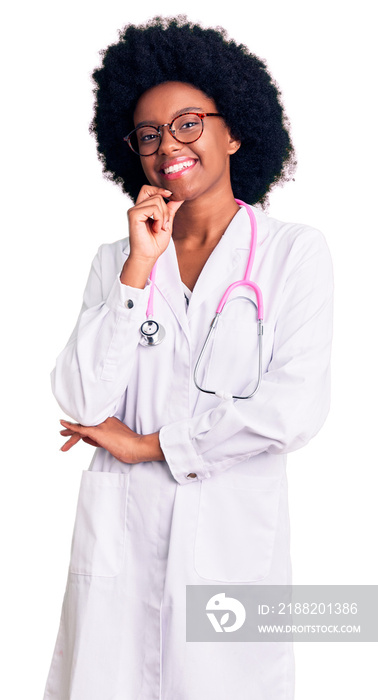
[158, 157, 198, 180]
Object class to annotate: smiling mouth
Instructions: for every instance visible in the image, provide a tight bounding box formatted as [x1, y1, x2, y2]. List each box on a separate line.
[160, 159, 197, 175]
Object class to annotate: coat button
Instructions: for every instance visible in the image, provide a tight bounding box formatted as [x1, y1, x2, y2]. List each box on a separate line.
[186, 473, 197, 479]
[125, 299, 134, 309]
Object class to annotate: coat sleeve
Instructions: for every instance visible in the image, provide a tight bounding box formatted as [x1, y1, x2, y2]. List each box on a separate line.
[51, 243, 150, 425]
[159, 228, 334, 484]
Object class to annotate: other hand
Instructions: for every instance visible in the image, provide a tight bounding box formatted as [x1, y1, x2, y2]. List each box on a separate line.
[59, 417, 164, 464]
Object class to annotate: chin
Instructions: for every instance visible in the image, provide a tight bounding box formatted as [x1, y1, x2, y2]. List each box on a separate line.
[167, 185, 199, 202]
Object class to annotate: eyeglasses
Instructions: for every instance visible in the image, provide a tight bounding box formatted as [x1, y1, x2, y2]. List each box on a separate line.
[124, 112, 222, 156]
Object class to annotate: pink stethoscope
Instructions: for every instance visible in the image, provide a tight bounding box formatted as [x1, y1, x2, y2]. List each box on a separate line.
[139, 199, 264, 400]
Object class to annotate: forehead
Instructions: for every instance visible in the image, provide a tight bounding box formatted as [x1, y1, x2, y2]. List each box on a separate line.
[133, 82, 217, 124]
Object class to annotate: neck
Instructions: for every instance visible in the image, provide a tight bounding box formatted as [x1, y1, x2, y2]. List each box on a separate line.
[172, 189, 240, 249]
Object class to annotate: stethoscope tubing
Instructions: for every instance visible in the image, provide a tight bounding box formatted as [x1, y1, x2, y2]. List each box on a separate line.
[139, 199, 264, 398]
[215, 199, 263, 318]
[193, 199, 264, 399]
[193, 314, 263, 400]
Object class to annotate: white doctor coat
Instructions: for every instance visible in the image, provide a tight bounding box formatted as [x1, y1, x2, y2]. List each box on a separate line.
[43, 204, 333, 700]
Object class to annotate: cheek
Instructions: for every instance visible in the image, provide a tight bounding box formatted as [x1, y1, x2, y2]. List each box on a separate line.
[201, 132, 231, 166]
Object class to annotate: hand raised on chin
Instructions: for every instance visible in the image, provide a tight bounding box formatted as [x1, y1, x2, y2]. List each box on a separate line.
[121, 185, 184, 289]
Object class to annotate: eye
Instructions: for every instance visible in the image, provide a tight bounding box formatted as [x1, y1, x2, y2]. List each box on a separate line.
[179, 120, 198, 131]
[174, 114, 202, 133]
[137, 128, 159, 143]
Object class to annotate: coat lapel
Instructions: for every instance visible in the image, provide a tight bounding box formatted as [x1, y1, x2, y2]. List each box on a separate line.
[154, 238, 191, 339]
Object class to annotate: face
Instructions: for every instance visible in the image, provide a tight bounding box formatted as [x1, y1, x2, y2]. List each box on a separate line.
[132, 82, 240, 202]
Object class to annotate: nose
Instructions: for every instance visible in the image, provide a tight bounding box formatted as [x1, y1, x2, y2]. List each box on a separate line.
[157, 124, 182, 154]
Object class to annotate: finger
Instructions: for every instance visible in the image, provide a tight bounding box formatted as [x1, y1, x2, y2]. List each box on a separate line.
[167, 199, 184, 217]
[60, 429, 99, 449]
[164, 199, 184, 230]
[60, 419, 81, 432]
[151, 198, 183, 233]
[60, 433, 82, 452]
[60, 420, 102, 448]
[146, 203, 173, 236]
[130, 201, 166, 233]
[135, 186, 172, 205]
[60, 420, 90, 439]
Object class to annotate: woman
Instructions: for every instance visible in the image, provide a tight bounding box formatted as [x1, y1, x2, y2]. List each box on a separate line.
[43, 16, 333, 700]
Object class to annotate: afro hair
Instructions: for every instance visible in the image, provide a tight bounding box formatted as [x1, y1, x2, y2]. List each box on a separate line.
[90, 16, 296, 206]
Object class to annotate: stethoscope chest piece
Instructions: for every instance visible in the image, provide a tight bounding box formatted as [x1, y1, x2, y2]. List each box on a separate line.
[139, 319, 165, 346]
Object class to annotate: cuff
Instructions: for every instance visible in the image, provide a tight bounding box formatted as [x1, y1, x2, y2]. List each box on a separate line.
[159, 421, 212, 485]
[105, 274, 151, 314]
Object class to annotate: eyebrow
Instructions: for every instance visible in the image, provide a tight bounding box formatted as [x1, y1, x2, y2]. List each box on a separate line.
[135, 107, 203, 129]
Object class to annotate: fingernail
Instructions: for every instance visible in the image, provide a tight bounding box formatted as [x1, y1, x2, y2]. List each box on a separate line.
[164, 189, 172, 195]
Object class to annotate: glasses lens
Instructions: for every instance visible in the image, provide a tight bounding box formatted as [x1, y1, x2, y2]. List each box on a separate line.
[127, 114, 204, 155]
[172, 114, 203, 143]
[130, 126, 160, 155]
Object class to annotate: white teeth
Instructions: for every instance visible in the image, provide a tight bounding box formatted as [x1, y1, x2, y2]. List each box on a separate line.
[163, 160, 195, 174]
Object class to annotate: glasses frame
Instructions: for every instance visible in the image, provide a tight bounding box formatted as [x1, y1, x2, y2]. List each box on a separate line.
[124, 112, 222, 156]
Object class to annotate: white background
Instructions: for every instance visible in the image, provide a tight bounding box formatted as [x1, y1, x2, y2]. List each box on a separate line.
[1, 1, 377, 697]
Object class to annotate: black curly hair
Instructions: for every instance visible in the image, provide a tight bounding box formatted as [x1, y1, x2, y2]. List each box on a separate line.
[90, 16, 296, 206]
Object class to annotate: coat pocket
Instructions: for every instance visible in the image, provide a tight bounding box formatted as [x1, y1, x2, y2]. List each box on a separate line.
[194, 476, 282, 583]
[69, 470, 129, 577]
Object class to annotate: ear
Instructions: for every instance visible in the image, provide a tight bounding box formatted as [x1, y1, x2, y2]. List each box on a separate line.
[227, 133, 241, 155]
